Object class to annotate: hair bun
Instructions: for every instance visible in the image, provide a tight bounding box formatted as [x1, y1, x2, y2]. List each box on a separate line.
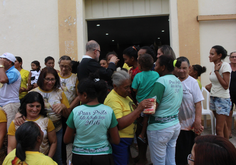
[202, 66, 206, 73]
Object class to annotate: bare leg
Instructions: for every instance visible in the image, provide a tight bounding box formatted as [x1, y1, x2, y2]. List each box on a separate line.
[226, 110, 233, 138]
[223, 121, 229, 139]
[215, 114, 228, 139]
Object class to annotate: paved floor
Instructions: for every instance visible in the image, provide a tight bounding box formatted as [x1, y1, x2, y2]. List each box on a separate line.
[130, 121, 236, 165]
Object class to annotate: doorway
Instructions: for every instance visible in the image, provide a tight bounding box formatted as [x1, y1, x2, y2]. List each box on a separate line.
[87, 16, 170, 66]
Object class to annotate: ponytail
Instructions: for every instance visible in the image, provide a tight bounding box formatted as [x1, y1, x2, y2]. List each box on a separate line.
[158, 55, 175, 72]
[123, 45, 140, 60]
[15, 122, 41, 162]
[77, 74, 107, 102]
[16, 142, 26, 161]
[93, 77, 107, 102]
[192, 64, 206, 77]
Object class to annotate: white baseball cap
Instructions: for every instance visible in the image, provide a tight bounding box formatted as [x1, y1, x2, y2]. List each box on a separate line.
[0, 52, 16, 63]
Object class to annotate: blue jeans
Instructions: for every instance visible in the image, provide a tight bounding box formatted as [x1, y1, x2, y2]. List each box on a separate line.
[147, 123, 181, 165]
[53, 128, 63, 165]
[111, 138, 133, 165]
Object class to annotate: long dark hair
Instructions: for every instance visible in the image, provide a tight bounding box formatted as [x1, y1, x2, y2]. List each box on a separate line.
[15, 121, 41, 161]
[194, 135, 236, 165]
[15, 56, 23, 69]
[20, 91, 47, 117]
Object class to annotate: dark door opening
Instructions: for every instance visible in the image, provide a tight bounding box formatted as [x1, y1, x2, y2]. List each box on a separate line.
[87, 16, 170, 67]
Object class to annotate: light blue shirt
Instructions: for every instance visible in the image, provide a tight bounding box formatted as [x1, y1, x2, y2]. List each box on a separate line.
[6, 66, 20, 84]
[0, 66, 21, 106]
[147, 74, 183, 131]
[66, 104, 118, 155]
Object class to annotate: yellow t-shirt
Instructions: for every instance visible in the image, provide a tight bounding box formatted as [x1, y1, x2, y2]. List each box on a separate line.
[197, 79, 202, 90]
[19, 69, 30, 100]
[58, 73, 79, 104]
[8, 116, 55, 155]
[0, 109, 7, 123]
[3, 149, 57, 165]
[122, 63, 132, 71]
[104, 89, 136, 138]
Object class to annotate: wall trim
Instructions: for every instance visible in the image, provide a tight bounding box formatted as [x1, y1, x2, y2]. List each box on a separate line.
[197, 14, 236, 21]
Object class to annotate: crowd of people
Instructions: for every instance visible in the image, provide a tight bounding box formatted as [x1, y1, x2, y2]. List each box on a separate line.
[0, 40, 236, 165]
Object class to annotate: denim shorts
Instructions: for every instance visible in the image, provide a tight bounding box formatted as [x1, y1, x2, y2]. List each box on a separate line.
[210, 96, 231, 116]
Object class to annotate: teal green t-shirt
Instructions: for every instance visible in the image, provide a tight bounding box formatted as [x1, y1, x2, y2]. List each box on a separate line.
[66, 104, 118, 155]
[147, 74, 183, 131]
[131, 70, 160, 103]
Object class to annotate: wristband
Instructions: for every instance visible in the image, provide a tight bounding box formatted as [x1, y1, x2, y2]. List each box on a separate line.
[214, 70, 219, 72]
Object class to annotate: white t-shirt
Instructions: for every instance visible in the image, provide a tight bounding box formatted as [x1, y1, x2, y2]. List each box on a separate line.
[209, 62, 231, 98]
[179, 76, 204, 130]
[59, 73, 78, 104]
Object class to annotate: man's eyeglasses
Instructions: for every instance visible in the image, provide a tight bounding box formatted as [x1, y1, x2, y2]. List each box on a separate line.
[93, 49, 101, 53]
[230, 56, 236, 59]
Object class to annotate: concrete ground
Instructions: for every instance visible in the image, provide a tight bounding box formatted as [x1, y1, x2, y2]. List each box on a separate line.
[130, 120, 236, 165]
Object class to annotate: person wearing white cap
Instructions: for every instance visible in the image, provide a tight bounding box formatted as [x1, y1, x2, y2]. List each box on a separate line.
[0, 52, 21, 130]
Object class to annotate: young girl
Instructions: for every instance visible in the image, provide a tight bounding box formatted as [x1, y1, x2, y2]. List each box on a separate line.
[64, 75, 120, 165]
[189, 64, 206, 89]
[123, 45, 140, 81]
[28, 60, 41, 90]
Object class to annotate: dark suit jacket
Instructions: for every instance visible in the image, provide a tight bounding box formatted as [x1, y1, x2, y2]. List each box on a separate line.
[77, 57, 116, 81]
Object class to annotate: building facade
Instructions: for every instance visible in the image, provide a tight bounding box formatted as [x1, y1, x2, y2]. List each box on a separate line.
[0, 0, 235, 86]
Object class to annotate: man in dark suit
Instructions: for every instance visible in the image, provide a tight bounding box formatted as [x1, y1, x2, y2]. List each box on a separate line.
[77, 40, 119, 82]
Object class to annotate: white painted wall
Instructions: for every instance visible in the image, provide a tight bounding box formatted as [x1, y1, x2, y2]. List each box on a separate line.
[199, 0, 236, 86]
[0, 0, 59, 71]
[169, 0, 179, 57]
[76, 0, 87, 60]
[199, 0, 236, 15]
